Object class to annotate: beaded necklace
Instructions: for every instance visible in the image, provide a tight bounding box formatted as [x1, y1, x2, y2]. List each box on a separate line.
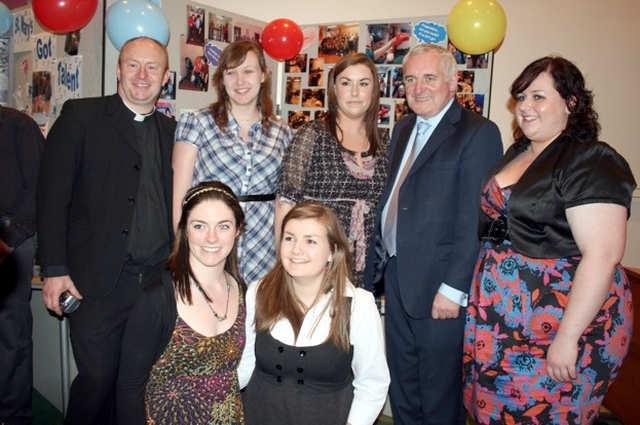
[192, 273, 231, 322]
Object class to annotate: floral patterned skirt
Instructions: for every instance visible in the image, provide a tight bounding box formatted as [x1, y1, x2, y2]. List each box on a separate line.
[463, 240, 633, 425]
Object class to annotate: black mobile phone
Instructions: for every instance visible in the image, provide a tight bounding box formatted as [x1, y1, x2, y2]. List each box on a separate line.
[59, 291, 81, 314]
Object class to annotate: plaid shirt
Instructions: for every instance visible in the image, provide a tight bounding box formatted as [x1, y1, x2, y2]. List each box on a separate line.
[175, 109, 291, 283]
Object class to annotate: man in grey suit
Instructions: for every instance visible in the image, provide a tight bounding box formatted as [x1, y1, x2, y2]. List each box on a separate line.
[37, 37, 176, 425]
[365, 43, 503, 424]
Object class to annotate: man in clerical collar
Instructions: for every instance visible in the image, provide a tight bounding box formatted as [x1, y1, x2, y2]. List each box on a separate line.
[36, 37, 176, 425]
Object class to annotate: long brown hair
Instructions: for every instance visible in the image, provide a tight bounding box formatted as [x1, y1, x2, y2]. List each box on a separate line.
[209, 40, 276, 132]
[255, 202, 353, 350]
[321, 53, 382, 156]
[170, 181, 246, 304]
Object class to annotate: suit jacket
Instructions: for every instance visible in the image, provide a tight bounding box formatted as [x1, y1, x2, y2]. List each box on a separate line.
[364, 101, 503, 318]
[36, 94, 176, 297]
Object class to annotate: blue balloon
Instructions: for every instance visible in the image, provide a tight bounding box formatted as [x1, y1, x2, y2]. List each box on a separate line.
[0, 2, 12, 36]
[106, 0, 170, 51]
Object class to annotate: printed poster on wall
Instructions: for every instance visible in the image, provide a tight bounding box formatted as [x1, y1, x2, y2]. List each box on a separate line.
[33, 33, 56, 71]
[12, 9, 35, 53]
[54, 55, 82, 105]
[0, 37, 9, 105]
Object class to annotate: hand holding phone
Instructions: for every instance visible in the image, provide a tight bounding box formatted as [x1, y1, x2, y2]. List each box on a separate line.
[59, 290, 81, 314]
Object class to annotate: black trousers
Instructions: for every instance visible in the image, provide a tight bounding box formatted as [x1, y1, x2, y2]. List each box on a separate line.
[0, 235, 36, 425]
[64, 261, 165, 425]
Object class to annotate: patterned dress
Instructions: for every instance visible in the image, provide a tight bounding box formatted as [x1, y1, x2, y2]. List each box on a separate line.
[145, 291, 246, 424]
[277, 120, 389, 286]
[463, 177, 633, 425]
[175, 110, 291, 283]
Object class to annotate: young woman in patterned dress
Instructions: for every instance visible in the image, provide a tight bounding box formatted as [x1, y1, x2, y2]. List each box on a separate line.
[463, 56, 636, 424]
[117, 181, 247, 424]
[275, 53, 389, 287]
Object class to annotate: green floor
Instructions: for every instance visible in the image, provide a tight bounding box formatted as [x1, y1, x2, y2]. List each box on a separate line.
[32, 395, 394, 425]
[375, 414, 394, 425]
[33, 391, 622, 425]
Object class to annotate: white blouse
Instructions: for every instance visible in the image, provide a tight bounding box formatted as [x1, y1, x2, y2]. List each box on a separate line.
[238, 281, 390, 425]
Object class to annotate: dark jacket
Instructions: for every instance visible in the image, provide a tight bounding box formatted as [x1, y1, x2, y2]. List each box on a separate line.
[479, 136, 636, 258]
[36, 94, 176, 296]
[364, 101, 503, 317]
[0, 106, 45, 247]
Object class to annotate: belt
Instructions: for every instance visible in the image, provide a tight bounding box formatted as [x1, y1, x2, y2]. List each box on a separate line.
[237, 194, 276, 202]
[480, 216, 509, 244]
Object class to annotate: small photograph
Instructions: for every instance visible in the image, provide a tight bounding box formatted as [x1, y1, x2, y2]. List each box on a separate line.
[377, 66, 392, 98]
[196, 56, 210, 91]
[457, 70, 475, 94]
[187, 5, 206, 46]
[179, 38, 207, 91]
[156, 101, 175, 120]
[308, 58, 324, 87]
[208, 13, 231, 43]
[285, 53, 307, 73]
[447, 39, 466, 65]
[64, 30, 80, 56]
[366, 23, 411, 65]
[314, 110, 324, 120]
[285, 76, 302, 105]
[32, 71, 52, 114]
[391, 67, 405, 98]
[288, 110, 311, 130]
[302, 88, 325, 108]
[160, 71, 176, 100]
[318, 23, 359, 63]
[378, 103, 391, 125]
[457, 93, 485, 115]
[466, 54, 489, 69]
[233, 22, 262, 43]
[394, 99, 410, 122]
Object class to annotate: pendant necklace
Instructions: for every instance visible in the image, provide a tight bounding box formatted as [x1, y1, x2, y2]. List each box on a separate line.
[192, 273, 231, 322]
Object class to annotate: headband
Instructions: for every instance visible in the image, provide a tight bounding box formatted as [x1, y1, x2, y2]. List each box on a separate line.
[183, 187, 236, 206]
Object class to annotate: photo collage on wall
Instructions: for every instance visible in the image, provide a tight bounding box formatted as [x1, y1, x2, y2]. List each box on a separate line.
[280, 16, 493, 135]
[7, 8, 85, 135]
[164, 3, 266, 119]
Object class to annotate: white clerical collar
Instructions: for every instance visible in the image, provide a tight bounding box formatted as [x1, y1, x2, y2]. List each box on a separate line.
[121, 98, 155, 122]
[133, 110, 155, 122]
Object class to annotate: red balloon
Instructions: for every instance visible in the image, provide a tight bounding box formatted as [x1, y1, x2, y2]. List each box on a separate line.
[261, 18, 303, 61]
[33, 0, 99, 34]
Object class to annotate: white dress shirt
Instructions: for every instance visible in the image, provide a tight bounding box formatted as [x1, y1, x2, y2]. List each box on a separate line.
[238, 281, 390, 425]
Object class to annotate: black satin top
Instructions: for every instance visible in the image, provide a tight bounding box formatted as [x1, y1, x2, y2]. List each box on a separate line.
[478, 136, 636, 258]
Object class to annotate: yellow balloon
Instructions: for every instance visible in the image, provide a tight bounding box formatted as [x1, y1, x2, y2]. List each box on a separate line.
[447, 0, 507, 55]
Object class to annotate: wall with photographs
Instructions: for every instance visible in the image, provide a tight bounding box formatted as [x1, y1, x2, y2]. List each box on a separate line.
[102, 4, 493, 134]
[2, 2, 104, 134]
[279, 16, 493, 134]
[104, 0, 276, 120]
